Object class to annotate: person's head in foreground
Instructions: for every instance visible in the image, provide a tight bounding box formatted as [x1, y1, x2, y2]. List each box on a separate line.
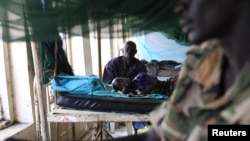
[109, 0, 250, 141]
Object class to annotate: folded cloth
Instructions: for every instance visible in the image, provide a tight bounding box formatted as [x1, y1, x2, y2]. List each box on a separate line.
[51, 75, 105, 94]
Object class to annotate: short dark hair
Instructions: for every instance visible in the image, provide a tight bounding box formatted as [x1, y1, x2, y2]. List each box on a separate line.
[123, 41, 137, 55]
[111, 78, 122, 91]
[111, 77, 132, 93]
[124, 41, 136, 49]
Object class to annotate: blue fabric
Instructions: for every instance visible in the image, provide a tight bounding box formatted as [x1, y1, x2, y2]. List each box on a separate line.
[133, 122, 147, 129]
[148, 94, 168, 99]
[92, 90, 168, 99]
[92, 90, 128, 98]
[51, 75, 105, 94]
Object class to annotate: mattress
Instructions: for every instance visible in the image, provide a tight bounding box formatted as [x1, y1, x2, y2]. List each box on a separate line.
[56, 93, 165, 114]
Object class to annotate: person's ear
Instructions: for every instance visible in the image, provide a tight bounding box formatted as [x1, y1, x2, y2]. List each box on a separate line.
[134, 49, 137, 54]
[122, 48, 125, 54]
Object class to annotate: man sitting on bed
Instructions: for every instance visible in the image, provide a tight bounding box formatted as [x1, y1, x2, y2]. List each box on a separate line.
[102, 41, 147, 84]
[102, 41, 147, 134]
[112, 72, 177, 97]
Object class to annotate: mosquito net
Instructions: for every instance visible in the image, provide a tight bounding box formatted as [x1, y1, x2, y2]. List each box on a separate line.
[0, 0, 189, 44]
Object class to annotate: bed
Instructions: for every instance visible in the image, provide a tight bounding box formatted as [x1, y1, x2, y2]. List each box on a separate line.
[46, 60, 180, 140]
[50, 73, 172, 114]
[47, 89, 165, 140]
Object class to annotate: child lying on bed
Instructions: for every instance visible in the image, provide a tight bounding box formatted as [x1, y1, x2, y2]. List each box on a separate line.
[111, 72, 177, 97]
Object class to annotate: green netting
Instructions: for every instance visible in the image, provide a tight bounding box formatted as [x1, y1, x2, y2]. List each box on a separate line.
[0, 0, 189, 44]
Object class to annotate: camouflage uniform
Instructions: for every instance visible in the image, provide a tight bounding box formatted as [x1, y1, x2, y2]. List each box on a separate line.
[150, 39, 250, 141]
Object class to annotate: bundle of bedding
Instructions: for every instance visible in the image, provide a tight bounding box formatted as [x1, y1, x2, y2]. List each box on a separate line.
[144, 60, 181, 77]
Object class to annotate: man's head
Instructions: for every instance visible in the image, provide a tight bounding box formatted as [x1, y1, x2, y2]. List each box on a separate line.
[111, 77, 133, 94]
[123, 41, 137, 60]
[175, 0, 240, 44]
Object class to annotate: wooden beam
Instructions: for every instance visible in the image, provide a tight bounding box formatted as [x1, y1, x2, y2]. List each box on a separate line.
[31, 43, 48, 141]
[0, 43, 15, 124]
[97, 21, 102, 78]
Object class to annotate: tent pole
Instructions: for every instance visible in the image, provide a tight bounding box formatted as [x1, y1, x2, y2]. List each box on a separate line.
[33, 76, 41, 140]
[97, 21, 102, 78]
[31, 43, 48, 141]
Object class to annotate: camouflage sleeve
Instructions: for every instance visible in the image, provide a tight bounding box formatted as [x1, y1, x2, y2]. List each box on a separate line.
[149, 61, 193, 140]
[149, 44, 204, 140]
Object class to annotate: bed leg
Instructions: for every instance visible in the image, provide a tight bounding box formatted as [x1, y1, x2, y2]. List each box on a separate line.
[125, 122, 133, 135]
